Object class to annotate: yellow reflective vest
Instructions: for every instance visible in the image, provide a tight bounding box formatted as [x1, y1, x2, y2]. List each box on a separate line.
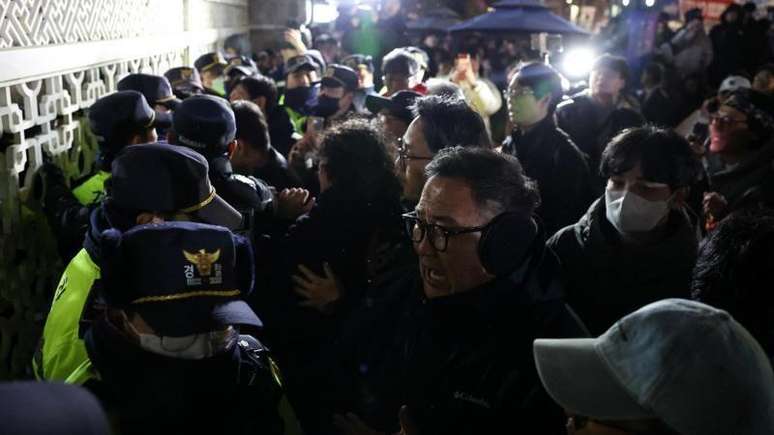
[71, 171, 110, 207]
[33, 248, 99, 384]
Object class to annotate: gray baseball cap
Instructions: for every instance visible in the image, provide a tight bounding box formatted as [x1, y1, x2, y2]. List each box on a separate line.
[534, 299, 774, 435]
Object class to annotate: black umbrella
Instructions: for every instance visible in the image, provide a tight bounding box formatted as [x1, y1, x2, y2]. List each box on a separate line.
[449, 0, 589, 36]
[406, 7, 462, 33]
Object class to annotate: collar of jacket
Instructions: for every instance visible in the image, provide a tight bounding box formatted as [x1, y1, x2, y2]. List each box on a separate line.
[711, 139, 774, 180]
[208, 154, 235, 178]
[576, 197, 697, 255]
[83, 204, 113, 260]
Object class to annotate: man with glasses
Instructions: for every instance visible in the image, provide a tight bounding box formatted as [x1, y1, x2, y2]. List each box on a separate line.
[502, 62, 594, 236]
[330, 146, 586, 435]
[703, 88, 774, 225]
[336, 147, 585, 434]
[398, 95, 491, 209]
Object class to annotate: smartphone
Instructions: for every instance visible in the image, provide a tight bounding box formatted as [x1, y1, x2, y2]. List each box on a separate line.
[307, 116, 325, 134]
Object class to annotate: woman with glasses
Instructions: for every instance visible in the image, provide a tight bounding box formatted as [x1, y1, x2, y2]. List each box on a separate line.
[703, 88, 774, 226]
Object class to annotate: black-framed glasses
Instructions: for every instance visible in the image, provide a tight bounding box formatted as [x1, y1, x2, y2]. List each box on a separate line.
[710, 114, 747, 129]
[397, 136, 433, 163]
[401, 211, 488, 252]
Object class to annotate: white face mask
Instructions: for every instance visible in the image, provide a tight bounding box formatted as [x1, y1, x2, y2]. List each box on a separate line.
[126, 318, 238, 360]
[211, 77, 226, 95]
[605, 189, 670, 234]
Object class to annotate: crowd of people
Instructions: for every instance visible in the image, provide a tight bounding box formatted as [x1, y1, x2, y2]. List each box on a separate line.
[4, 1, 774, 434]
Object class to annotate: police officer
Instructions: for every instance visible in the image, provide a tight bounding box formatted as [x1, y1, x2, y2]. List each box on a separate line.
[281, 53, 322, 134]
[118, 73, 181, 139]
[164, 66, 205, 100]
[84, 220, 289, 434]
[117, 73, 181, 112]
[170, 95, 278, 238]
[34, 143, 243, 384]
[37, 90, 170, 261]
[224, 55, 260, 96]
[194, 52, 229, 97]
[313, 64, 359, 121]
[342, 54, 378, 114]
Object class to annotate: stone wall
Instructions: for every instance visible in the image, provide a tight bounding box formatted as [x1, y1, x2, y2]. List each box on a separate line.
[0, 0, 251, 379]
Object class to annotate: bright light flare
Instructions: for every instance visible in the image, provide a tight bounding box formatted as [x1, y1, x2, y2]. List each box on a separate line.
[645, 0, 655, 6]
[311, 3, 339, 23]
[561, 48, 596, 79]
[622, 0, 630, 6]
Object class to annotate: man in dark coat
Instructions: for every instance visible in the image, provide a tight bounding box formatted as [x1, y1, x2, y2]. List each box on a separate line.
[230, 100, 302, 191]
[171, 95, 276, 237]
[502, 62, 595, 236]
[331, 147, 587, 435]
[548, 127, 702, 335]
[228, 74, 296, 157]
[556, 54, 644, 187]
[709, 4, 747, 86]
[704, 88, 774, 222]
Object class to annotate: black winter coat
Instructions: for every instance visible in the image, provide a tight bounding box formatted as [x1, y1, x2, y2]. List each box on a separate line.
[317, 238, 588, 435]
[84, 315, 285, 435]
[253, 184, 404, 429]
[502, 117, 595, 236]
[251, 146, 303, 192]
[708, 141, 774, 214]
[555, 92, 644, 185]
[267, 105, 296, 158]
[547, 198, 698, 335]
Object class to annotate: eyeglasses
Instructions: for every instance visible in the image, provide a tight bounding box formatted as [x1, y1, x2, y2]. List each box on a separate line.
[506, 87, 534, 100]
[401, 211, 488, 252]
[710, 114, 747, 129]
[397, 136, 433, 163]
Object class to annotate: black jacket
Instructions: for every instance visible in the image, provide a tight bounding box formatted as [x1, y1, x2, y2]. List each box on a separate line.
[708, 7, 746, 85]
[208, 155, 274, 237]
[502, 117, 595, 236]
[84, 315, 285, 435]
[547, 198, 698, 335]
[640, 86, 679, 127]
[318, 237, 587, 435]
[37, 162, 97, 262]
[268, 106, 296, 158]
[252, 147, 303, 192]
[255, 183, 404, 370]
[708, 141, 774, 214]
[555, 92, 644, 184]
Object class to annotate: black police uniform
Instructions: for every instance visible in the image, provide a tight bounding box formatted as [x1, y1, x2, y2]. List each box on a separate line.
[164, 66, 205, 100]
[195, 52, 229, 98]
[172, 95, 276, 239]
[83, 221, 287, 435]
[37, 91, 170, 261]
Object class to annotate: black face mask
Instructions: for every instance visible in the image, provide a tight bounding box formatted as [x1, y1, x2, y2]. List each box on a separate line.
[314, 95, 341, 118]
[284, 86, 318, 111]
